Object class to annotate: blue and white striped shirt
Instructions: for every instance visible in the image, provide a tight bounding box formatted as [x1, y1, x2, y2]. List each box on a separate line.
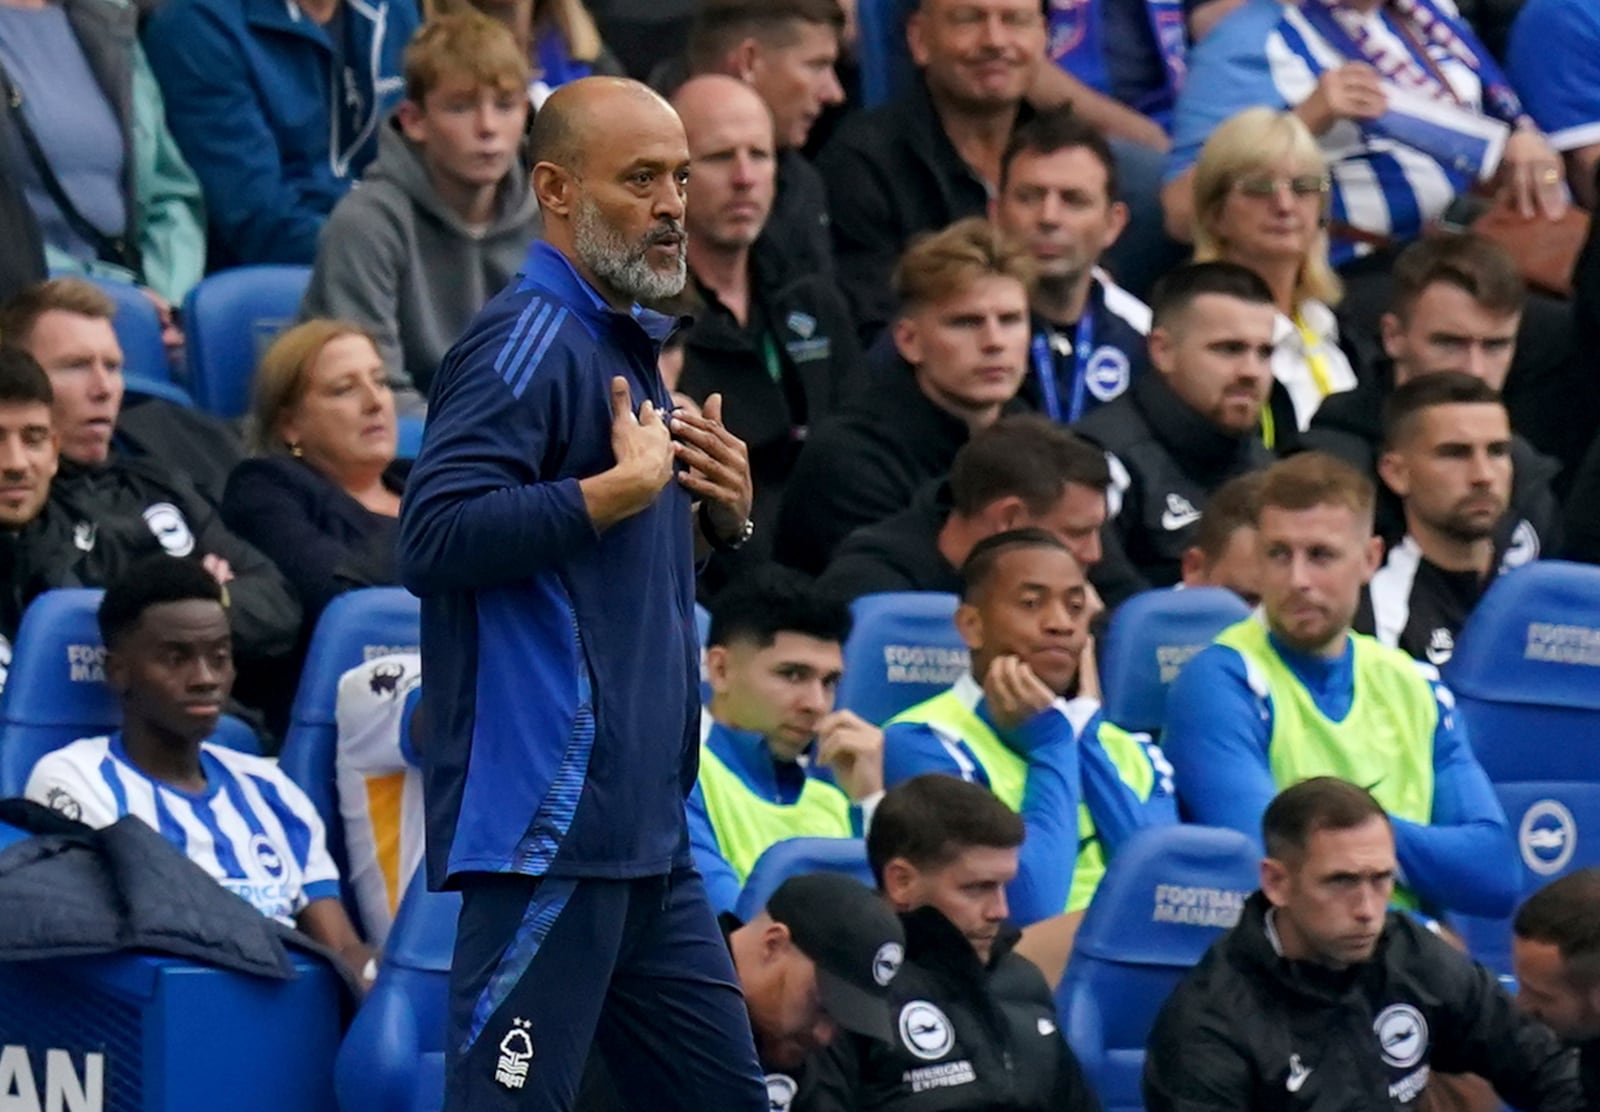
[24, 735, 341, 925]
[1169, 0, 1490, 262]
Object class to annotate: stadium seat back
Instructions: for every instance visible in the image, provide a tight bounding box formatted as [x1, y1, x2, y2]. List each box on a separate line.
[0, 589, 257, 794]
[279, 589, 420, 917]
[89, 276, 170, 383]
[335, 870, 460, 1112]
[1456, 782, 1600, 975]
[734, 837, 874, 921]
[1058, 825, 1259, 1112]
[1444, 561, 1600, 781]
[855, 0, 917, 107]
[837, 592, 968, 725]
[1099, 587, 1250, 734]
[183, 265, 312, 418]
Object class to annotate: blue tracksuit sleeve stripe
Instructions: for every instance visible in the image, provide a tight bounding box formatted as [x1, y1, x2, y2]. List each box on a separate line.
[1005, 706, 1083, 926]
[882, 722, 993, 788]
[1162, 645, 1278, 839]
[1390, 677, 1520, 917]
[1080, 715, 1178, 855]
[398, 315, 599, 595]
[685, 782, 743, 916]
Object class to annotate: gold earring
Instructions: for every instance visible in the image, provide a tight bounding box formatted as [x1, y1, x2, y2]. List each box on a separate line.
[289, 442, 303, 458]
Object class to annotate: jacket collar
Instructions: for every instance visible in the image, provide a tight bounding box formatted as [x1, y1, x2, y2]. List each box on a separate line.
[1133, 370, 1264, 474]
[245, 0, 335, 41]
[1230, 890, 1393, 1004]
[518, 240, 682, 345]
[701, 713, 812, 802]
[894, 72, 1023, 202]
[901, 903, 1020, 979]
[854, 355, 976, 448]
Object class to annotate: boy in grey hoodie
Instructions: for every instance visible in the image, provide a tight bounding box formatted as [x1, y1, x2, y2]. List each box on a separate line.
[301, 12, 540, 411]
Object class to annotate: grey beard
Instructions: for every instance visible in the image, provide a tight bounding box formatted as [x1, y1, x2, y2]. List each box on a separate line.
[573, 193, 687, 303]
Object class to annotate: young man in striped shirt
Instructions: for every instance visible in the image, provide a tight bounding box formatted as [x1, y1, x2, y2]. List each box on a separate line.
[25, 555, 372, 982]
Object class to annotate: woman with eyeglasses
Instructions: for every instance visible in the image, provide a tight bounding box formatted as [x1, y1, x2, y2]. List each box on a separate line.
[1190, 108, 1358, 440]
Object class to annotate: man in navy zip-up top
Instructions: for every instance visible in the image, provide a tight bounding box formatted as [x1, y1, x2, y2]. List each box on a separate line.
[397, 76, 764, 1111]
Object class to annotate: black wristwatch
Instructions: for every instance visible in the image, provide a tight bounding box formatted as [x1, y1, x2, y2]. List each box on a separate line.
[700, 504, 754, 552]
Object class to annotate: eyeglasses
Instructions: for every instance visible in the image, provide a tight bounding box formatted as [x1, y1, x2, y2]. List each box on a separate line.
[1233, 174, 1331, 199]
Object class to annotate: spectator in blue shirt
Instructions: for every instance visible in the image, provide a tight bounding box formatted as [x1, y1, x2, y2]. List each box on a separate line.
[1162, 451, 1519, 919]
[687, 568, 883, 914]
[1162, 0, 1569, 265]
[1507, 0, 1600, 209]
[143, 0, 418, 266]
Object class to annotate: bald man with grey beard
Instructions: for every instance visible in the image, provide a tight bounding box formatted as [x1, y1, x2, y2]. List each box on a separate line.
[398, 77, 763, 1112]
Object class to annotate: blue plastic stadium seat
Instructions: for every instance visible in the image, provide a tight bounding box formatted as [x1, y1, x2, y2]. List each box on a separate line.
[278, 589, 420, 911]
[837, 592, 967, 725]
[1443, 561, 1600, 782]
[856, 0, 917, 107]
[1456, 782, 1600, 975]
[1099, 587, 1251, 735]
[124, 376, 195, 407]
[734, 837, 874, 921]
[1441, 563, 1600, 972]
[77, 275, 171, 383]
[0, 951, 342, 1112]
[0, 589, 258, 796]
[1057, 824, 1259, 1112]
[336, 870, 461, 1112]
[182, 265, 311, 418]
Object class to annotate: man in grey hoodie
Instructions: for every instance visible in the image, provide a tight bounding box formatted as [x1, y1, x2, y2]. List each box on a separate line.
[301, 11, 541, 412]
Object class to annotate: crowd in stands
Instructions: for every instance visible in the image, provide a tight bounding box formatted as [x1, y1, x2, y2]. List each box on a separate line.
[3, 0, 1600, 1105]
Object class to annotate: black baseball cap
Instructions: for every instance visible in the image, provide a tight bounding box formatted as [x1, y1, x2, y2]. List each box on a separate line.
[766, 873, 905, 1043]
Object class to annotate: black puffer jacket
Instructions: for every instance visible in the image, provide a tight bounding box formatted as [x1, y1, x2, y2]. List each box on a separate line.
[795, 906, 1100, 1112]
[49, 455, 301, 660]
[1073, 371, 1273, 602]
[1144, 891, 1583, 1112]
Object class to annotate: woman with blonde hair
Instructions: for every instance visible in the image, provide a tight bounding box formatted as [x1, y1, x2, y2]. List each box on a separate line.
[427, 0, 621, 107]
[1192, 107, 1358, 439]
[222, 320, 405, 620]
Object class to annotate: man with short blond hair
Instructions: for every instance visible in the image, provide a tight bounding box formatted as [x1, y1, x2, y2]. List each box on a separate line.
[1163, 452, 1518, 921]
[774, 217, 1032, 574]
[302, 11, 540, 406]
